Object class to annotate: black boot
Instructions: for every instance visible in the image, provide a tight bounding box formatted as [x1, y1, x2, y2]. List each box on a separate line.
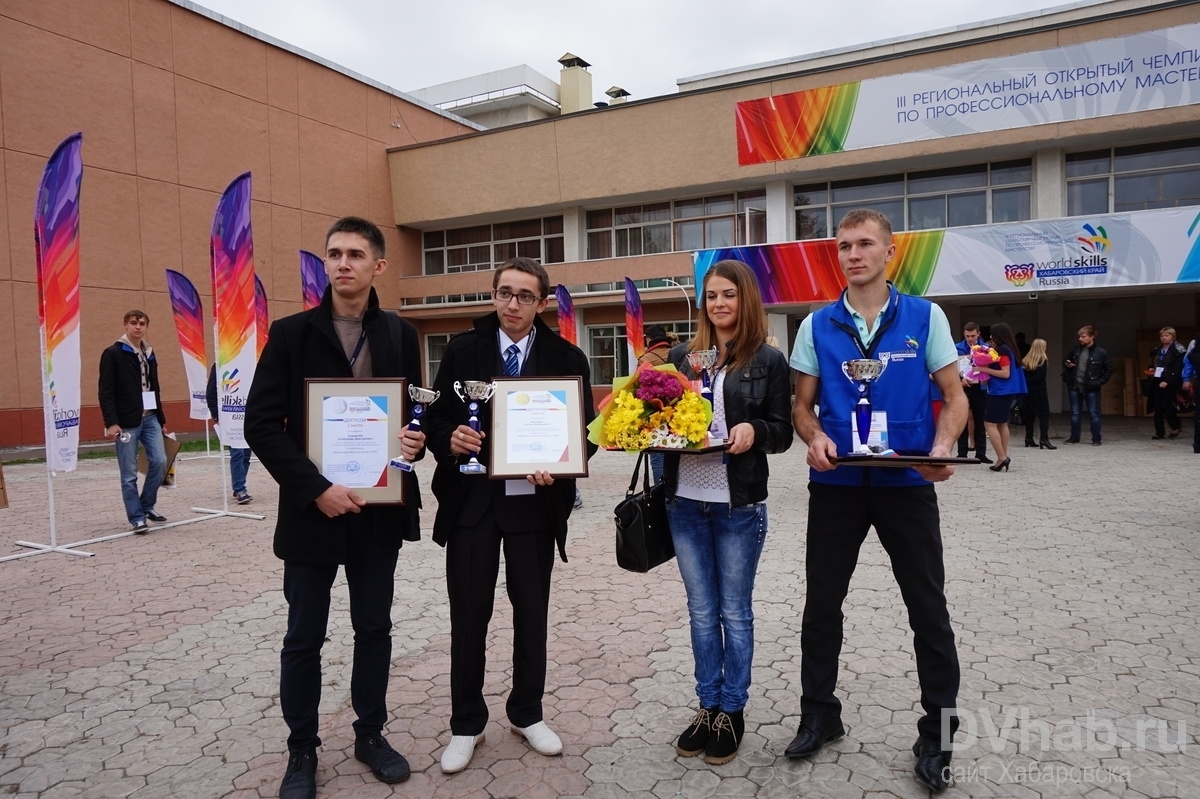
[676, 706, 716, 757]
[279, 748, 318, 799]
[1024, 435, 1036, 447]
[913, 736, 952, 793]
[703, 709, 744, 765]
[1039, 438, 1057, 450]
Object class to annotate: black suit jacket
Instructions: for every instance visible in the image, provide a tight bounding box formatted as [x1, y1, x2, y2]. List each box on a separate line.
[425, 312, 596, 562]
[244, 286, 423, 565]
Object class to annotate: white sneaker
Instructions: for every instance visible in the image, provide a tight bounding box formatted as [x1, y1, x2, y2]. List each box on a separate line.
[440, 733, 484, 773]
[512, 721, 562, 755]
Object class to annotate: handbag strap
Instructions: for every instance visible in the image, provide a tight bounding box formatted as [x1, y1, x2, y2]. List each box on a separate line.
[626, 451, 653, 496]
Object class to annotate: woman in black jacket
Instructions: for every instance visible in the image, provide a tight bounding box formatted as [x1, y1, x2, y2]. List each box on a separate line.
[1021, 338, 1055, 449]
[1148, 326, 1187, 439]
[662, 259, 793, 766]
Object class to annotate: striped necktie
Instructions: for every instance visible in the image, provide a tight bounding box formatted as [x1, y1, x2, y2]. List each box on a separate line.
[504, 344, 520, 376]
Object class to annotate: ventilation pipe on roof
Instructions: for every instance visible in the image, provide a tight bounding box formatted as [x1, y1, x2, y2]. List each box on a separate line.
[558, 52, 593, 114]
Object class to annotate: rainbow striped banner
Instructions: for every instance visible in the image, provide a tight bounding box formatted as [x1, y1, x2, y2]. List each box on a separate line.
[736, 22, 1200, 166]
[554, 284, 576, 346]
[624, 277, 644, 368]
[300, 250, 327, 310]
[210, 173, 257, 448]
[35, 133, 83, 472]
[254, 274, 268, 360]
[695, 207, 1200, 304]
[165, 269, 209, 420]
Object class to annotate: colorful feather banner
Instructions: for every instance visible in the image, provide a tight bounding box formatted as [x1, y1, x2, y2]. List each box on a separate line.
[210, 172, 257, 448]
[35, 132, 83, 472]
[254, 274, 268, 360]
[554, 284, 576, 346]
[300, 249, 328, 310]
[624, 277, 644, 368]
[165, 269, 210, 420]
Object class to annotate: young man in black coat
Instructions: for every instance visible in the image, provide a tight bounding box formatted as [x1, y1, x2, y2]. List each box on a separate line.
[97, 309, 168, 533]
[245, 217, 424, 799]
[424, 257, 596, 774]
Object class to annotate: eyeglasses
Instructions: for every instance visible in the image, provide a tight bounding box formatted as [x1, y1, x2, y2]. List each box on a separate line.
[493, 289, 541, 306]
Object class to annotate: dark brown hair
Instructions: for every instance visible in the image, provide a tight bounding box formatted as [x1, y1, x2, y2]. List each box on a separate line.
[689, 260, 768, 373]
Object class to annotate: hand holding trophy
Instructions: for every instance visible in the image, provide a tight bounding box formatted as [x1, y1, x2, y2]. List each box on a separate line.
[454, 380, 495, 474]
[390, 385, 439, 473]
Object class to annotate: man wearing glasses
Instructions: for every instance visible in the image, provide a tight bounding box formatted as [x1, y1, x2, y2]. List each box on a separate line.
[424, 257, 596, 774]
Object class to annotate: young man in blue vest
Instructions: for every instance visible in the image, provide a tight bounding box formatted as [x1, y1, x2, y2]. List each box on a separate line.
[788, 209, 967, 793]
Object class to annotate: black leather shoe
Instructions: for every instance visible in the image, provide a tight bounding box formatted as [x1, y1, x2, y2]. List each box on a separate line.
[354, 734, 410, 784]
[975, 452, 993, 464]
[279, 748, 317, 799]
[1064, 437, 1080, 444]
[784, 714, 845, 759]
[912, 736, 951, 793]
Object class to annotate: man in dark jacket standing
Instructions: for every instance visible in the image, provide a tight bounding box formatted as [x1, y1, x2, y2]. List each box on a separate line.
[424, 257, 596, 774]
[98, 309, 167, 534]
[1062, 325, 1115, 445]
[245, 217, 424, 799]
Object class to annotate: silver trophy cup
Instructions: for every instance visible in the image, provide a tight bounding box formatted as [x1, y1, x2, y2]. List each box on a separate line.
[840, 357, 889, 453]
[391, 386, 440, 473]
[453, 380, 496, 474]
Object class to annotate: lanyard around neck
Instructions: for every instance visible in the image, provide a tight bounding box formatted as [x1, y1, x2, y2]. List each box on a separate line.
[347, 328, 368, 368]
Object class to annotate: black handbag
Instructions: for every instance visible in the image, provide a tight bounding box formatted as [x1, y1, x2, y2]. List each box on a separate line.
[1009, 396, 1026, 427]
[613, 451, 675, 573]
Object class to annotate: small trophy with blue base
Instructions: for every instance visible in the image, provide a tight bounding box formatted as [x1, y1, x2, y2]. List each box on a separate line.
[390, 385, 440, 472]
[454, 380, 495, 474]
[841, 357, 889, 453]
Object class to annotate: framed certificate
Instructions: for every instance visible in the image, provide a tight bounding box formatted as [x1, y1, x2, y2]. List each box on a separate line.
[304, 378, 406, 504]
[489, 376, 589, 479]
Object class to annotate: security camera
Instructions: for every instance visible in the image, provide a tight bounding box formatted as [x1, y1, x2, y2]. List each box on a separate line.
[1028, 292, 1038, 300]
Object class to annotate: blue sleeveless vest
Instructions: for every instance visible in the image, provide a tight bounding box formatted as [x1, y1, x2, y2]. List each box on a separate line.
[813, 286, 935, 487]
[984, 346, 1027, 396]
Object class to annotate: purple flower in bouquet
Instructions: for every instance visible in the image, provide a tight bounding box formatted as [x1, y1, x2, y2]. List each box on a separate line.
[635, 366, 685, 405]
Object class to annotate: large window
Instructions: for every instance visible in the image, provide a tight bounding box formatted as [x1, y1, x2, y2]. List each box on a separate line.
[1067, 139, 1200, 216]
[426, 334, 451, 385]
[423, 216, 564, 276]
[587, 320, 694, 388]
[586, 190, 766, 259]
[795, 160, 1031, 239]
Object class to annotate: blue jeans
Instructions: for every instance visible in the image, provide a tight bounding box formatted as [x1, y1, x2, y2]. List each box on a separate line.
[1068, 388, 1102, 442]
[116, 415, 166, 524]
[665, 496, 767, 712]
[229, 448, 250, 493]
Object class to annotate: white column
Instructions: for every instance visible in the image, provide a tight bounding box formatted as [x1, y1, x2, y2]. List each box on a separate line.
[765, 180, 793, 243]
[1033, 149, 1064, 220]
[562, 206, 586, 263]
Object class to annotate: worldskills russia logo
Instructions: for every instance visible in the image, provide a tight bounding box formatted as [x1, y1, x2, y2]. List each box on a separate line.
[1077, 223, 1110, 254]
[1004, 223, 1112, 288]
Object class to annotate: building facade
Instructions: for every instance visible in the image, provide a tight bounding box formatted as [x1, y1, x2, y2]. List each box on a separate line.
[1, 0, 1197, 447]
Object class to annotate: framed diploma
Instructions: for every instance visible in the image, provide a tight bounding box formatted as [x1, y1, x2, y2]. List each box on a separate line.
[489, 376, 589, 479]
[304, 378, 406, 504]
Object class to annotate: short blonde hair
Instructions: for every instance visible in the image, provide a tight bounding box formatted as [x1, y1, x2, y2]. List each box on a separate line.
[1160, 326, 1176, 338]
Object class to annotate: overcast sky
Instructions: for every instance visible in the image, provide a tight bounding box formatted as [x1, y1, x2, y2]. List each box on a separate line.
[191, 0, 1098, 101]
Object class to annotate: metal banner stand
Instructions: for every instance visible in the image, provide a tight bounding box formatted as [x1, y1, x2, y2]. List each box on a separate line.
[189, 440, 265, 522]
[3, 436, 263, 563]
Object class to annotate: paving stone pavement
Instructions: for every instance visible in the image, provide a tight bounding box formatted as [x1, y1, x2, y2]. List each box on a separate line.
[1, 416, 1197, 798]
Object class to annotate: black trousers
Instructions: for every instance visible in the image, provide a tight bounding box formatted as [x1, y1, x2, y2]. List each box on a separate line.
[800, 483, 960, 744]
[446, 514, 556, 735]
[1151, 385, 1181, 437]
[280, 515, 398, 751]
[957, 384, 987, 457]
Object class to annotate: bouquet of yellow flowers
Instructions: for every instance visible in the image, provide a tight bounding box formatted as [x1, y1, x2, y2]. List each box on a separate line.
[588, 363, 714, 451]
